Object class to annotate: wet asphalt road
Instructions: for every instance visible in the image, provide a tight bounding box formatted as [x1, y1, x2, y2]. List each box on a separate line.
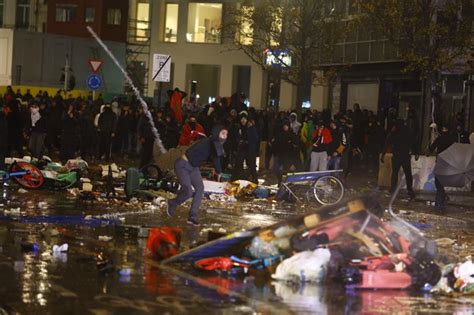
[0, 187, 473, 314]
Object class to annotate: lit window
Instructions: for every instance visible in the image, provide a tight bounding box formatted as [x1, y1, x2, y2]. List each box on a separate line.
[164, 3, 179, 43]
[56, 4, 77, 22]
[136, 3, 150, 41]
[238, 6, 253, 45]
[16, 0, 30, 29]
[107, 9, 121, 25]
[85, 7, 95, 23]
[186, 3, 222, 44]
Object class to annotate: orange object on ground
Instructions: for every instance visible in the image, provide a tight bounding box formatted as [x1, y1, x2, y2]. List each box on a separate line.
[146, 227, 182, 260]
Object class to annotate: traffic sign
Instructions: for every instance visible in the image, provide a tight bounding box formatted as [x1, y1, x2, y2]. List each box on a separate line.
[88, 59, 103, 73]
[87, 74, 103, 90]
[152, 54, 171, 82]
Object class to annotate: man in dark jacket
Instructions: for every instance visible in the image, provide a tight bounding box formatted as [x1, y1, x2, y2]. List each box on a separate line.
[381, 119, 415, 199]
[429, 124, 456, 210]
[453, 124, 470, 144]
[98, 105, 117, 161]
[270, 120, 299, 185]
[60, 105, 79, 163]
[137, 109, 155, 168]
[28, 102, 48, 159]
[165, 125, 228, 226]
[328, 120, 346, 171]
[233, 112, 259, 183]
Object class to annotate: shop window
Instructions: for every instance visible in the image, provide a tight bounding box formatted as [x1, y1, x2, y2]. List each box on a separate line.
[107, 8, 121, 26]
[164, 3, 178, 42]
[136, 3, 150, 41]
[186, 3, 222, 44]
[85, 7, 95, 23]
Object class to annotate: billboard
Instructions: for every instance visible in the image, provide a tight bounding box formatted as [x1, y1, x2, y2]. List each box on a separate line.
[264, 49, 291, 68]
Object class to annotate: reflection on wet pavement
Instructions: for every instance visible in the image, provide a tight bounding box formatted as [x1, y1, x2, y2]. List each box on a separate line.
[0, 190, 473, 314]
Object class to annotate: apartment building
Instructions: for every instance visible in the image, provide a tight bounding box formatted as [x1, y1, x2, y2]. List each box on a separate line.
[129, 0, 471, 130]
[128, 0, 328, 111]
[0, 0, 128, 95]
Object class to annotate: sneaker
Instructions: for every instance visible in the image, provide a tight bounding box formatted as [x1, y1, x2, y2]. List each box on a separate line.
[187, 219, 200, 227]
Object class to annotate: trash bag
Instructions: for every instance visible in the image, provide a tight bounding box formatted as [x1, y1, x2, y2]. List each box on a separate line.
[272, 248, 331, 283]
[406, 249, 441, 289]
[125, 168, 140, 197]
[453, 259, 474, 293]
[146, 227, 182, 260]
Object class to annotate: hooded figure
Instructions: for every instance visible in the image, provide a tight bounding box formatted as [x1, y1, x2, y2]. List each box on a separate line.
[271, 120, 300, 185]
[165, 125, 228, 226]
[289, 112, 302, 134]
[28, 103, 47, 159]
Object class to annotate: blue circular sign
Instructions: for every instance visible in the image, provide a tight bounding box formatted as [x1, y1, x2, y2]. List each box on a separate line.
[87, 74, 102, 90]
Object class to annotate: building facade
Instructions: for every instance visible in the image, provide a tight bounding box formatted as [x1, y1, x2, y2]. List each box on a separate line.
[46, 0, 129, 42]
[0, 0, 128, 96]
[129, 0, 328, 111]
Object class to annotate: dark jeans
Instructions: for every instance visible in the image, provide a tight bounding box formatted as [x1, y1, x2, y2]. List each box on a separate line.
[328, 155, 342, 171]
[99, 132, 112, 161]
[28, 132, 46, 159]
[0, 146, 6, 170]
[273, 155, 291, 185]
[234, 151, 258, 183]
[434, 177, 446, 208]
[139, 139, 154, 168]
[391, 155, 413, 194]
[60, 143, 76, 163]
[168, 158, 204, 222]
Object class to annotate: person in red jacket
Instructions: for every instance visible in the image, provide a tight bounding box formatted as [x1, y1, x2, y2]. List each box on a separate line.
[310, 120, 333, 171]
[167, 88, 187, 125]
[179, 115, 205, 146]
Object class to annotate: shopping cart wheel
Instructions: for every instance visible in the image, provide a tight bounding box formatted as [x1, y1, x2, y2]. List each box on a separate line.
[10, 162, 44, 189]
[313, 175, 344, 205]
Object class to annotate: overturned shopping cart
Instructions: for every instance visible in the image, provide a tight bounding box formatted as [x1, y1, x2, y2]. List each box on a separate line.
[276, 170, 344, 205]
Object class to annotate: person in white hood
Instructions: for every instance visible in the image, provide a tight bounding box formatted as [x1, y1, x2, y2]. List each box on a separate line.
[290, 112, 302, 134]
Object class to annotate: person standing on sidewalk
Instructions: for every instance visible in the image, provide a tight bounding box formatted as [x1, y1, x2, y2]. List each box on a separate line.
[165, 125, 228, 226]
[98, 105, 117, 162]
[429, 124, 455, 210]
[28, 103, 47, 159]
[310, 120, 332, 172]
[327, 120, 346, 171]
[380, 119, 415, 199]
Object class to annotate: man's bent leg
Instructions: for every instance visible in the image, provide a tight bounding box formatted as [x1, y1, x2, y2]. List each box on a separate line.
[168, 159, 193, 215]
[188, 167, 204, 222]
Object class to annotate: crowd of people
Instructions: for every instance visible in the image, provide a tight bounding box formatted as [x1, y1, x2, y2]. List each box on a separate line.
[1, 86, 471, 193]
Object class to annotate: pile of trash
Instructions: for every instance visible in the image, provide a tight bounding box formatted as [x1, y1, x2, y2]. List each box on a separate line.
[1, 155, 90, 191]
[155, 196, 473, 295]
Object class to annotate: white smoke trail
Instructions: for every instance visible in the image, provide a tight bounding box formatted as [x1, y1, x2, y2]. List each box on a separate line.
[86, 26, 166, 154]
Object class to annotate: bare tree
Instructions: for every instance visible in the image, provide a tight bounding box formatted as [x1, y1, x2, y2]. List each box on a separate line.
[223, 0, 348, 112]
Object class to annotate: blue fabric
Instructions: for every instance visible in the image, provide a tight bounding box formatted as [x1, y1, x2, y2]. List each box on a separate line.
[0, 215, 118, 227]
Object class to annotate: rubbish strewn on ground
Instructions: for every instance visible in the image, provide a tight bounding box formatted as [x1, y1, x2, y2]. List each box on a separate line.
[158, 196, 472, 296]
